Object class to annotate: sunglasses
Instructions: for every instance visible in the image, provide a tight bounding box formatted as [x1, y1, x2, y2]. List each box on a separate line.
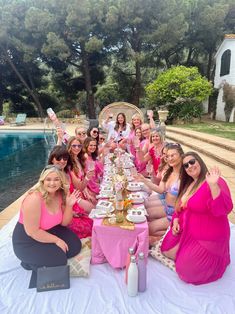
[183, 158, 196, 169]
[99, 138, 105, 141]
[55, 156, 69, 161]
[92, 130, 99, 134]
[72, 144, 82, 149]
[77, 132, 86, 135]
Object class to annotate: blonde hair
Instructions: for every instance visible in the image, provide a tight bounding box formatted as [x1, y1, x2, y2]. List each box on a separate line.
[29, 166, 69, 204]
[150, 129, 164, 144]
[131, 113, 143, 130]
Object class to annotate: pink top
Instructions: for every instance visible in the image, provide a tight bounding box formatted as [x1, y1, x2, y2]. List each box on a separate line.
[85, 157, 103, 194]
[19, 192, 63, 230]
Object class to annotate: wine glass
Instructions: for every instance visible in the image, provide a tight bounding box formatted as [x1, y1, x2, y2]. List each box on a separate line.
[146, 162, 153, 178]
[87, 160, 95, 172]
[133, 136, 140, 148]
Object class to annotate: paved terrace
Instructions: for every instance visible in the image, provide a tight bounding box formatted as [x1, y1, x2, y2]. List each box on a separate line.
[0, 121, 234, 228]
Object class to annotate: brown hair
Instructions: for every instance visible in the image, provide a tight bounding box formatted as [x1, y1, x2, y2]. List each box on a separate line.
[48, 145, 71, 172]
[162, 143, 184, 182]
[175, 151, 208, 211]
[83, 137, 98, 160]
[114, 113, 127, 131]
[66, 136, 86, 175]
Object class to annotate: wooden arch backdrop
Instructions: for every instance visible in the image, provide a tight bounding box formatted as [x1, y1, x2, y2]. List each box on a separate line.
[98, 102, 144, 126]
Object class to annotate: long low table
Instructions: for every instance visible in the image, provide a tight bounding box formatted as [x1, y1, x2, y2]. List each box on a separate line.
[91, 216, 149, 268]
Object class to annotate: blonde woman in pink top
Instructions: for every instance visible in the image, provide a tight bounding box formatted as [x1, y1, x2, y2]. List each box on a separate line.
[161, 152, 233, 285]
[12, 166, 82, 288]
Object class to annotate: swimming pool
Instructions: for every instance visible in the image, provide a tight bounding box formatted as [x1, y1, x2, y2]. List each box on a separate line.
[0, 131, 56, 211]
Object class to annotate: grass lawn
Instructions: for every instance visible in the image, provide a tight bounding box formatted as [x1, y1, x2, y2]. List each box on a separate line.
[173, 121, 235, 141]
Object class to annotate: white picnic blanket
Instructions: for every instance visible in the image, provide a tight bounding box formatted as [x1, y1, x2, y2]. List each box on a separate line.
[0, 215, 235, 314]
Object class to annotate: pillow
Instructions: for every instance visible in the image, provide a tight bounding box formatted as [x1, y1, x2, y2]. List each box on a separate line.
[150, 237, 176, 272]
[67, 237, 91, 277]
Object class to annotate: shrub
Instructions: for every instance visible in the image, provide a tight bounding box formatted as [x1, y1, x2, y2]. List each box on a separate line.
[145, 66, 212, 121]
[56, 109, 75, 118]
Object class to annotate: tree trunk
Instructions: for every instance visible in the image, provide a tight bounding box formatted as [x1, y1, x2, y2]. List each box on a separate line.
[206, 51, 213, 81]
[81, 42, 96, 118]
[2, 48, 44, 120]
[130, 59, 141, 106]
[27, 70, 44, 120]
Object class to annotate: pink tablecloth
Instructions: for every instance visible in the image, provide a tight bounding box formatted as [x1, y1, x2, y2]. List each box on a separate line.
[91, 219, 149, 268]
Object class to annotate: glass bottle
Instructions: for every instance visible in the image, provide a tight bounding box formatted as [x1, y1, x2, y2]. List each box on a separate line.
[138, 252, 147, 292]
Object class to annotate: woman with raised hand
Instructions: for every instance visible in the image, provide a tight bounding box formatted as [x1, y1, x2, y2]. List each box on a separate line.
[135, 129, 165, 177]
[66, 137, 93, 193]
[48, 146, 93, 239]
[161, 152, 233, 285]
[102, 111, 130, 142]
[136, 143, 184, 237]
[12, 166, 81, 288]
[87, 126, 100, 144]
[83, 137, 104, 204]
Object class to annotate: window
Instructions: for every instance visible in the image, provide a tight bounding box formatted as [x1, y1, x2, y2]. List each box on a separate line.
[220, 49, 231, 76]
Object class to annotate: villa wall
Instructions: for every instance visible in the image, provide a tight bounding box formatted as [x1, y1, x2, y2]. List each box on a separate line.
[214, 35, 235, 122]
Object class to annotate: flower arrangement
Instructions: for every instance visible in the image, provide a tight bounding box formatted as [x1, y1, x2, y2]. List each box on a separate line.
[123, 199, 132, 210]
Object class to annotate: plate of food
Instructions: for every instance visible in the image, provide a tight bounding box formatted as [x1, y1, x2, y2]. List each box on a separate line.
[128, 193, 144, 204]
[126, 214, 146, 223]
[127, 182, 144, 192]
[89, 207, 115, 219]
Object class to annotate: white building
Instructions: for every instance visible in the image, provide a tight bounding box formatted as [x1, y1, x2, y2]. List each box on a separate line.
[214, 34, 235, 122]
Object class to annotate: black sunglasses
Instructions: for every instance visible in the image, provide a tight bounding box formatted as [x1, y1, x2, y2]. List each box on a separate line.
[55, 156, 69, 161]
[92, 130, 99, 134]
[183, 158, 196, 169]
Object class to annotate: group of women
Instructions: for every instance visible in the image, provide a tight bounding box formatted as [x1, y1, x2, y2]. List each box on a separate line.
[12, 110, 233, 287]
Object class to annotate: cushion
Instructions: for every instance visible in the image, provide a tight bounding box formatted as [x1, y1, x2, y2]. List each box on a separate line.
[67, 237, 91, 277]
[150, 237, 176, 272]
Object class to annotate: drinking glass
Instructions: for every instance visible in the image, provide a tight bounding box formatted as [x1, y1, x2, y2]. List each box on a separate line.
[146, 162, 153, 178]
[87, 160, 95, 172]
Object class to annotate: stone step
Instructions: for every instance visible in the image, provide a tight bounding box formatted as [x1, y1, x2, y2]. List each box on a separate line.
[166, 129, 235, 169]
[166, 126, 235, 152]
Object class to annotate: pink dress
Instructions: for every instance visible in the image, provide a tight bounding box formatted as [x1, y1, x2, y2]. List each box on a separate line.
[134, 140, 147, 175]
[161, 178, 233, 285]
[67, 172, 93, 239]
[85, 157, 103, 195]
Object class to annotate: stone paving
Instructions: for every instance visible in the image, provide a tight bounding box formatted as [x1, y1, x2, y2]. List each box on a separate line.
[0, 121, 234, 228]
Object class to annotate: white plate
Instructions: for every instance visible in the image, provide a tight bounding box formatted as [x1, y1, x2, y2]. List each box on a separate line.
[126, 214, 146, 223]
[89, 206, 115, 219]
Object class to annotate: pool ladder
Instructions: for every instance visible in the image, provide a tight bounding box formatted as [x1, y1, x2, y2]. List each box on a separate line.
[43, 118, 56, 147]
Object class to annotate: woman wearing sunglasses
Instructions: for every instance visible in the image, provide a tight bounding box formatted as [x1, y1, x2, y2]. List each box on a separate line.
[12, 165, 81, 288]
[87, 127, 99, 143]
[75, 127, 87, 143]
[48, 145, 93, 239]
[161, 152, 233, 285]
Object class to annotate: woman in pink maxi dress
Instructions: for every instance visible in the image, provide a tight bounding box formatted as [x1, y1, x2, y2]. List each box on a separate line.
[161, 152, 233, 285]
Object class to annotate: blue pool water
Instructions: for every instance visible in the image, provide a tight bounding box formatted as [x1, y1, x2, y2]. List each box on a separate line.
[0, 132, 55, 211]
